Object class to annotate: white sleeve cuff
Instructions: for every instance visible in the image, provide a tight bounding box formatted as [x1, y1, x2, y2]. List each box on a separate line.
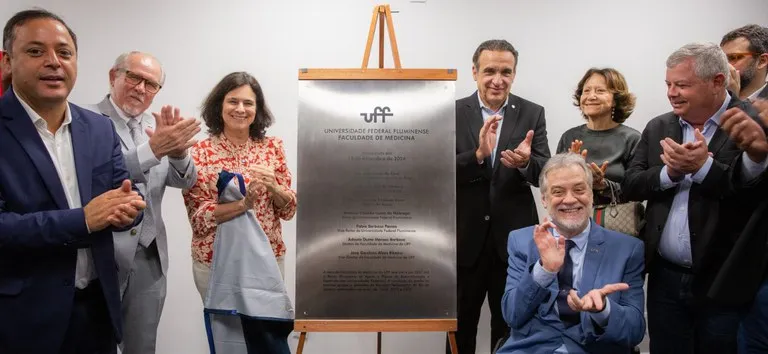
[169, 154, 192, 175]
[659, 166, 680, 190]
[740, 151, 768, 182]
[136, 142, 161, 172]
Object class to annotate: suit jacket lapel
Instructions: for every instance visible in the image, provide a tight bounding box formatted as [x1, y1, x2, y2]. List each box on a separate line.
[666, 114, 683, 144]
[708, 128, 728, 155]
[493, 94, 521, 174]
[2, 92, 69, 208]
[710, 95, 753, 154]
[97, 95, 135, 150]
[579, 222, 606, 296]
[69, 105, 92, 204]
[758, 84, 768, 100]
[465, 93, 483, 155]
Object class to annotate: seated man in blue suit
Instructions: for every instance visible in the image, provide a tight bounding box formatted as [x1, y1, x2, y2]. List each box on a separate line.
[0, 9, 146, 354]
[497, 152, 645, 354]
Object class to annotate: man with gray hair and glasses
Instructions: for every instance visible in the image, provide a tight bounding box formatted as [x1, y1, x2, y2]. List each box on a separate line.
[88, 51, 200, 354]
[623, 42, 768, 353]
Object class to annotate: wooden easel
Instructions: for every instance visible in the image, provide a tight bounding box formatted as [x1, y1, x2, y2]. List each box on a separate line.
[295, 4, 458, 354]
[295, 319, 457, 354]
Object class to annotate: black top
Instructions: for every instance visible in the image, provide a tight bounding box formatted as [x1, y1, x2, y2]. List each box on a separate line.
[557, 124, 641, 204]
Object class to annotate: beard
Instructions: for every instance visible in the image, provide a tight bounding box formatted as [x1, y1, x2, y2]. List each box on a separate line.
[548, 203, 592, 236]
[119, 102, 144, 117]
[740, 60, 758, 89]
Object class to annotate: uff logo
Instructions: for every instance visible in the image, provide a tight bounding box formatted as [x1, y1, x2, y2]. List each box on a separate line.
[361, 106, 393, 123]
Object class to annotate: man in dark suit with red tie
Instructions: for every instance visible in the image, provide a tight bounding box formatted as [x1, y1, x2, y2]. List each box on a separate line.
[453, 39, 551, 354]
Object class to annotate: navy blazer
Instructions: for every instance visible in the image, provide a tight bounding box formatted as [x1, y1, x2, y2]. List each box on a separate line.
[498, 222, 645, 354]
[0, 89, 141, 353]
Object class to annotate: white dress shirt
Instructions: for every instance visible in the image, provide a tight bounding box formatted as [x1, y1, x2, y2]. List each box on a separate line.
[16, 89, 95, 289]
[658, 93, 768, 266]
[747, 82, 767, 102]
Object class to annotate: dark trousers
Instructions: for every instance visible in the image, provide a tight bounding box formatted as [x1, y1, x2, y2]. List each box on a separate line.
[59, 280, 117, 354]
[738, 275, 768, 353]
[647, 257, 745, 354]
[449, 237, 509, 354]
[240, 316, 292, 354]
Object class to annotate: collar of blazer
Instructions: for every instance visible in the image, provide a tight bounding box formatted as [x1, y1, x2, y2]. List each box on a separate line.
[665, 93, 755, 154]
[2, 89, 91, 208]
[96, 94, 154, 150]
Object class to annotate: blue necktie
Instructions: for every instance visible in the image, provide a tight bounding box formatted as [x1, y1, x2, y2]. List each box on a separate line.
[557, 240, 580, 327]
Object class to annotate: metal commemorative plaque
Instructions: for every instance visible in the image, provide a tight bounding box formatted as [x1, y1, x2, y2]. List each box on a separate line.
[296, 80, 456, 319]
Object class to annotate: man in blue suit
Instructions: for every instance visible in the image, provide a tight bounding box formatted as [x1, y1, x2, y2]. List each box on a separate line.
[498, 153, 645, 354]
[0, 9, 146, 354]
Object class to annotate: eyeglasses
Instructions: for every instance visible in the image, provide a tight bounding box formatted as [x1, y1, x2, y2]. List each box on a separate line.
[726, 52, 758, 62]
[119, 69, 162, 93]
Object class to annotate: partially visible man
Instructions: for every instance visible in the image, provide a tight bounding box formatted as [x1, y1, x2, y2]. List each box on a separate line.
[454, 39, 551, 354]
[0, 9, 145, 354]
[713, 95, 768, 352]
[623, 42, 768, 353]
[87, 51, 200, 354]
[498, 153, 645, 354]
[0, 51, 7, 93]
[721, 24, 768, 101]
[1, 72, 9, 93]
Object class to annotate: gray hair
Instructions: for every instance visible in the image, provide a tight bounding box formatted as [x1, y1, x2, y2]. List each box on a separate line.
[111, 51, 166, 86]
[539, 153, 593, 195]
[666, 42, 729, 86]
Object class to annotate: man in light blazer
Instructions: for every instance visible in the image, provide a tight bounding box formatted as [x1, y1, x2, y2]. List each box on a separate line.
[88, 51, 200, 354]
[498, 153, 645, 354]
[454, 39, 551, 354]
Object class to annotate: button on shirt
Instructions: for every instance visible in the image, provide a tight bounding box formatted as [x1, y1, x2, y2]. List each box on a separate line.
[659, 92, 768, 267]
[16, 89, 95, 289]
[532, 223, 610, 353]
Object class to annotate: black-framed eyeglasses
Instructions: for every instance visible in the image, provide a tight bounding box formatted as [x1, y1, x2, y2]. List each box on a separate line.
[118, 69, 162, 93]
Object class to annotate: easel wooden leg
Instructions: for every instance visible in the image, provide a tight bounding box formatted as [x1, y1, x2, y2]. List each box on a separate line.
[377, 332, 382, 354]
[448, 331, 458, 354]
[297, 332, 307, 354]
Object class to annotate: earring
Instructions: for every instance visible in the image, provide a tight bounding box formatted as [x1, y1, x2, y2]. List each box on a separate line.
[611, 107, 615, 121]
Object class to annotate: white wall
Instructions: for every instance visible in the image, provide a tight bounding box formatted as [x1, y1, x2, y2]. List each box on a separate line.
[2, 0, 766, 353]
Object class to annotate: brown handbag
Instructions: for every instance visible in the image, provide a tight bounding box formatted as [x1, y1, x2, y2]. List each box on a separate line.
[592, 182, 645, 237]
